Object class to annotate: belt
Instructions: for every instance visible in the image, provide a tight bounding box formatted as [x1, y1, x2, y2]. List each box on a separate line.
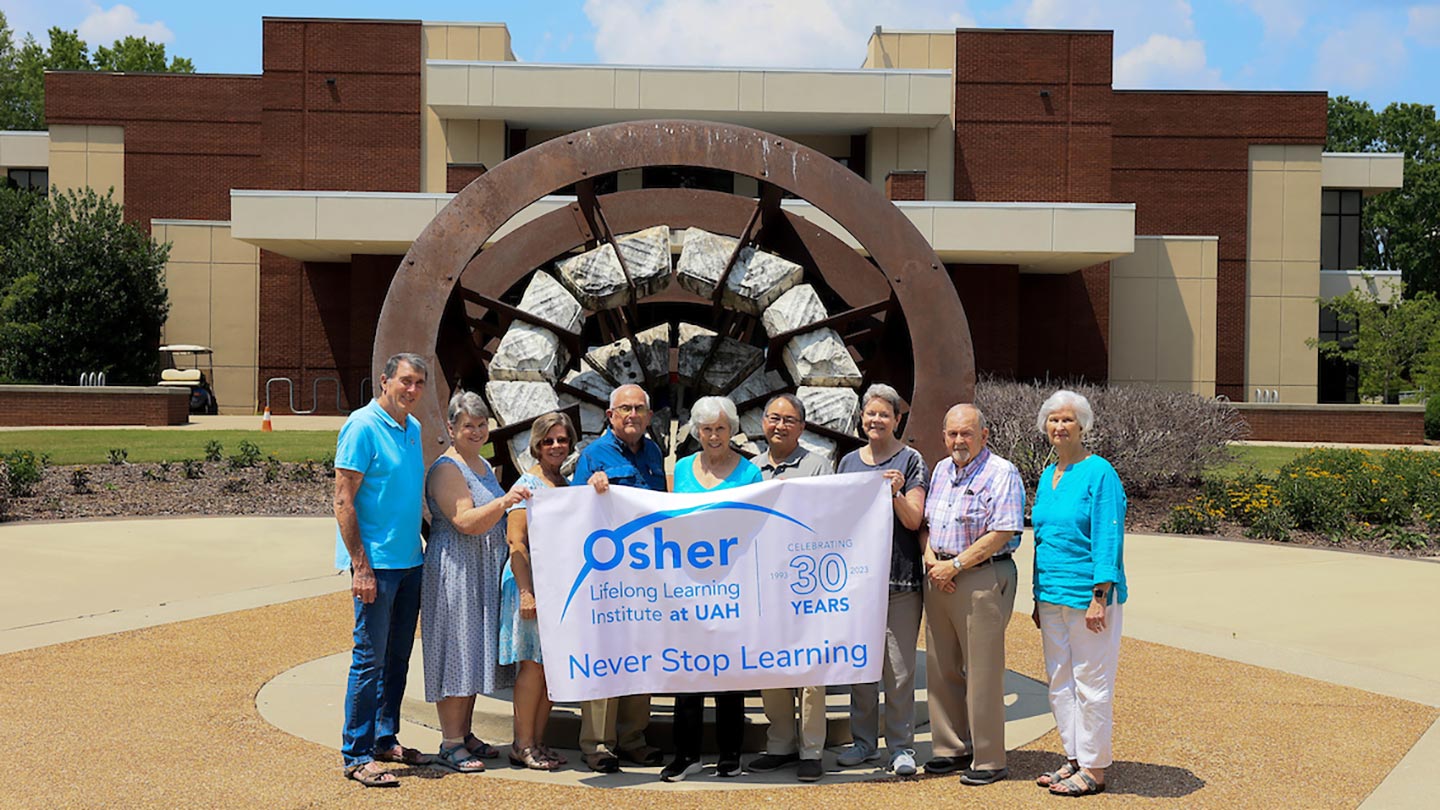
[933, 551, 1013, 568]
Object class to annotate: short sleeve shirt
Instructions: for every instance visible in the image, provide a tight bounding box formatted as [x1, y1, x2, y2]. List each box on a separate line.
[333, 399, 425, 570]
[837, 445, 929, 591]
[924, 448, 1026, 557]
[672, 453, 763, 492]
[757, 445, 834, 480]
[568, 428, 667, 492]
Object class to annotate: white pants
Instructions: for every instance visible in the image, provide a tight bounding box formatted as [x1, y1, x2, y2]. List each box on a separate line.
[1038, 601, 1123, 770]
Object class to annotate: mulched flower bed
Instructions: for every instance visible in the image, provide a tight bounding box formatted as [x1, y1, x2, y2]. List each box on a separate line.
[3, 463, 1435, 560]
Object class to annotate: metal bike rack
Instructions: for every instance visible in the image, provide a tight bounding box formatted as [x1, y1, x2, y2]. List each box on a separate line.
[78, 371, 107, 386]
[266, 376, 349, 414]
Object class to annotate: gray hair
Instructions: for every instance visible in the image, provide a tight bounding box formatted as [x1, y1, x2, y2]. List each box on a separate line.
[764, 392, 807, 423]
[689, 395, 740, 438]
[609, 383, 652, 409]
[382, 352, 428, 380]
[944, 402, 988, 432]
[861, 383, 903, 416]
[1036, 389, 1094, 435]
[448, 388, 491, 425]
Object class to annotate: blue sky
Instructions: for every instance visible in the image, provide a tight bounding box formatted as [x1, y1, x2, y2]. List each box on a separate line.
[3, 1, 1439, 110]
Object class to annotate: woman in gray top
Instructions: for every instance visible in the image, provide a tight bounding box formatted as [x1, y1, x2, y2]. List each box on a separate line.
[834, 383, 928, 777]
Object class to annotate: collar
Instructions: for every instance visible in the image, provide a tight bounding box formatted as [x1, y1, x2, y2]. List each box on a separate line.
[761, 444, 809, 471]
[950, 447, 991, 483]
[370, 399, 407, 432]
[601, 427, 649, 457]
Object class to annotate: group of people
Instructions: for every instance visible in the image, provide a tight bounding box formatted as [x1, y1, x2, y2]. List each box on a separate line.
[334, 352, 1128, 799]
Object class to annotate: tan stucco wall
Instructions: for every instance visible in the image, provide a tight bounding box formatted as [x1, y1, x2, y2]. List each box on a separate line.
[864, 31, 957, 70]
[0, 131, 50, 170]
[863, 31, 955, 202]
[1109, 236, 1218, 396]
[152, 220, 260, 415]
[48, 124, 124, 205]
[1247, 145, 1321, 403]
[422, 23, 514, 192]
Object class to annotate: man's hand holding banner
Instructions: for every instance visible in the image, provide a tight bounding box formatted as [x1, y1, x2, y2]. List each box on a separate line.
[530, 473, 892, 701]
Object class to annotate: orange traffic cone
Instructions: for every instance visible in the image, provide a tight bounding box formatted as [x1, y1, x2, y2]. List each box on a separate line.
[261, 407, 273, 432]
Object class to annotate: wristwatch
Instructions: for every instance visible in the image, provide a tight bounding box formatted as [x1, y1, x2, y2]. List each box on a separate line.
[951, 557, 964, 571]
[1092, 587, 1107, 601]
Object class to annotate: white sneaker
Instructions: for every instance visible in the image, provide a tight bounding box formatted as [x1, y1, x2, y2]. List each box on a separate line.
[890, 749, 918, 776]
[835, 743, 883, 767]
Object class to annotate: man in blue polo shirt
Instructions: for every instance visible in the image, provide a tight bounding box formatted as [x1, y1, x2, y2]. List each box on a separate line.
[568, 383, 666, 772]
[334, 352, 429, 788]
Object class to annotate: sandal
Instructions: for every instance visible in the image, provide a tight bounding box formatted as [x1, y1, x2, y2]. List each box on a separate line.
[463, 733, 501, 759]
[374, 744, 433, 766]
[509, 745, 560, 771]
[1037, 762, 1080, 787]
[346, 762, 400, 788]
[434, 744, 486, 774]
[537, 744, 568, 766]
[1049, 772, 1106, 797]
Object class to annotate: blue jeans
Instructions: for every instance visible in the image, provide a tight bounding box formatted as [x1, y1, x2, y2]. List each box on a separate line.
[341, 565, 423, 767]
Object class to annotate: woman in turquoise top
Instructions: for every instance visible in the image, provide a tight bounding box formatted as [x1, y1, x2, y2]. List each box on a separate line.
[661, 396, 761, 783]
[1029, 389, 1127, 798]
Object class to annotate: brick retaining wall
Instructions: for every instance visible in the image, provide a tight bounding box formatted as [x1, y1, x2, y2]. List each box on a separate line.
[1233, 403, 1425, 445]
[0, 386, 190, 427]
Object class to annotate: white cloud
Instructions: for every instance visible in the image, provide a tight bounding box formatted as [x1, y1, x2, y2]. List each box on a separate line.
[1113, 33, 1223, 88]
[76, 3, 173, 45]
[1243, 0, 1307, 41]
[1409, 4, 1440, 46]
[583, 0, 973, 68]
[1314, 12, 1407, 91]
[1020, 0, 1222, 89]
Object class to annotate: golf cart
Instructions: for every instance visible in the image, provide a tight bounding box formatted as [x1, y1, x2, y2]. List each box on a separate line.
[158, 344, 219, 415]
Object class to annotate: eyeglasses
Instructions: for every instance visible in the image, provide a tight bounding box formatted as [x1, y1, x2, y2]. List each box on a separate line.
[611, 404, 648, 415]
[538, 437, 571, 447]
[764, 414, 802, 427]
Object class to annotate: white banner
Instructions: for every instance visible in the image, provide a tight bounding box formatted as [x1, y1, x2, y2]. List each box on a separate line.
[529, 472, 892, 701]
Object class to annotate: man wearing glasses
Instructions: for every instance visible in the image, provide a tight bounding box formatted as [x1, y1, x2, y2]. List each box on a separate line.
[568, 383, 667, 772]
[745, 393, 833, 782]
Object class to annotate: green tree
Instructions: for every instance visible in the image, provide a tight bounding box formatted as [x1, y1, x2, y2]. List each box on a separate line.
[0, 14, 194, 130]
[1327, 96, 1440, 295]
[0, 186, 170, 385]
[1309, 286, 1440, 401]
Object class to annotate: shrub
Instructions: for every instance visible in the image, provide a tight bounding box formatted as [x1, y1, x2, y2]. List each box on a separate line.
[1245, 504, 1294, 543]
[70, 467, 92, 494]
[321, 452, 336, 478]
[0, 465, 9, 519]
[107, 448, 128, 465]
[1427, 395, 1440, 441]
[228, 440, 262, 469]
[1161, 495, 1223, 535]
[262, 455, 282, 484]
[289, 460, 318, 483]
[182, 458, 204, 480]
[204, 440, 224, 462]
[973, 377, 1244, 495]
[220, 477, 250, 494]
[2, 449, 46, 497]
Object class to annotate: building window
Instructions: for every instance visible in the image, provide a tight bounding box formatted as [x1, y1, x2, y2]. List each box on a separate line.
[5, 168, 49, 195]
[1317, 305, 1358, 403]
[1321, 189, 1361, 270]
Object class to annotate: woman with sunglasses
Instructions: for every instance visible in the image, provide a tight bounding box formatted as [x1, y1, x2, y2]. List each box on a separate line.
[500, 411, 580, 770]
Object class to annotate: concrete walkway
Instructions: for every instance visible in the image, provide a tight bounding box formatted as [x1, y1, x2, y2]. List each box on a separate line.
[0, 414, 347, 431]
[1, 518, 1437, 805]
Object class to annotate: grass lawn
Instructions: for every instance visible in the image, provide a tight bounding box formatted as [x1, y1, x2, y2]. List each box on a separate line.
[1216, 444, 1314, 476]
[0, 430, 339, 465]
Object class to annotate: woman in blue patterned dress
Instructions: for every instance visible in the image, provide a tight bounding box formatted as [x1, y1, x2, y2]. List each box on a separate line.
[501, 411, 578, 771]
[421, 390, 531, 773]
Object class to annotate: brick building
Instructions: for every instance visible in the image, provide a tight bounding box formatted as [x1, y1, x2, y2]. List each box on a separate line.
[0, 18, 1404, 415]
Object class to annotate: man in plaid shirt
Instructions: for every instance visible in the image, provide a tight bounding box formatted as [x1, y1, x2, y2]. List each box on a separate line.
[919, 403, 1026, 785]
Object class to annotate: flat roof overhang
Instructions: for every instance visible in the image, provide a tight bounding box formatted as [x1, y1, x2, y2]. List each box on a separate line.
[0, 130, 50, 169]
[427, 61, 951, 133]
[230, 190, 1134, 273]
[1321, 152, 1404, 195]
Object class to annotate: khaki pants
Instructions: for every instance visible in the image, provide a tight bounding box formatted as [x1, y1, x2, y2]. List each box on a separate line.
[924, 557, 1016, 771]
[760, 686, 827, 760]
[849, 589, 924, 754]
[579, 694, 651, 757]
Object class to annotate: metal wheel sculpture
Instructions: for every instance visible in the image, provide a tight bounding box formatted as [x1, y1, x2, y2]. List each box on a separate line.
[372, 120, 974, 470]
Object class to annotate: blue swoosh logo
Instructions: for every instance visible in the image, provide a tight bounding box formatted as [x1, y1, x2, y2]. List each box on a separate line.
[561, 501, 813, 621]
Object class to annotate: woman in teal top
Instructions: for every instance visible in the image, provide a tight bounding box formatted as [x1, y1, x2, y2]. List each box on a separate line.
[1030, 390, 1126, 798]
[660, 396, 760, 782]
